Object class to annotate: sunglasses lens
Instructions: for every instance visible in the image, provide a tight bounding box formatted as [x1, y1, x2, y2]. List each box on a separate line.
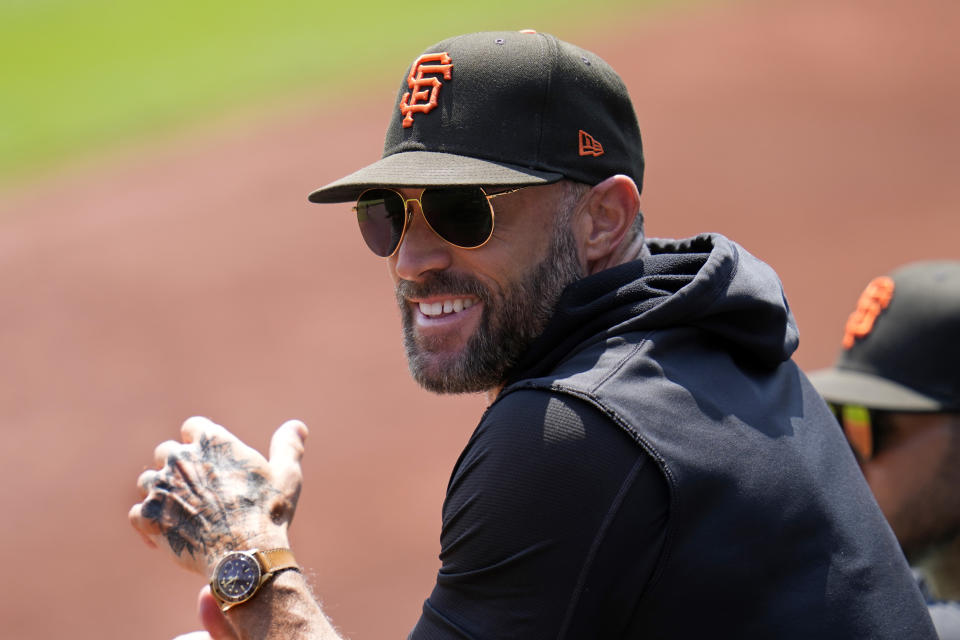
[830, 403, 874, 461]
[356, 189, 406, 257]
[420, 188, 494, 248]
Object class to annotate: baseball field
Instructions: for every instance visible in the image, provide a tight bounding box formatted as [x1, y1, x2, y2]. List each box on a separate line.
[0, 0, 957, 637]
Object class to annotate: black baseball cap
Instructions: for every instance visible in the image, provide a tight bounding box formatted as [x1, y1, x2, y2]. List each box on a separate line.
[808, 261, 960, 412]
[308, 30, 644, 203]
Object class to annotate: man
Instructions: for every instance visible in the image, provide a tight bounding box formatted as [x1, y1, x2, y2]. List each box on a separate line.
[808, 261, 960, 639]
[130, 31, 937, 638]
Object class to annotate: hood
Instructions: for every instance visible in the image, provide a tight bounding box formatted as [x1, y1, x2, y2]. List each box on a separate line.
[508, 234, 799, 382]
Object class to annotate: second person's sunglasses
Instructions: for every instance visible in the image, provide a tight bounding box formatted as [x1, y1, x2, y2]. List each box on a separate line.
[828, 402, 877, 462]
[353, 186, 526, 257]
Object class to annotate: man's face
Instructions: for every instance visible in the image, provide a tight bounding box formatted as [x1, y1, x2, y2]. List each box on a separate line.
[859, 412, 960, 561]
[387, 182, 585, 394]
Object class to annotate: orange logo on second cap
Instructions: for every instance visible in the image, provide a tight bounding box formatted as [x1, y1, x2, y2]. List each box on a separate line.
[399, 53, 453, 128]
[842, 276, 895, 348]
[578, 130, 604, 157]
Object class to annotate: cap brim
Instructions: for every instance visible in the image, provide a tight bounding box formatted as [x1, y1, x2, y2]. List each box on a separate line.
[307, 151, 564, 203]
[807, 367, 947, 411]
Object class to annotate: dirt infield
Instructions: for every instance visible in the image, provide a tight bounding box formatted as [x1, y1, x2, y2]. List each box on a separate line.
[1, 0, 957, 637]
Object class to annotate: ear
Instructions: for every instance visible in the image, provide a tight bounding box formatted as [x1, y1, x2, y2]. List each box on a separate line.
[575, 175, 641, 274]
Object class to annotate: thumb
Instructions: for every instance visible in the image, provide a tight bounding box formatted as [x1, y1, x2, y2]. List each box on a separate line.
[197, 586, 239, 640]
[269, 419, 309, 497]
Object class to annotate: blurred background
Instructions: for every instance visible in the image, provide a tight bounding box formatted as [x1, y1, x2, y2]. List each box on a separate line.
[0, 0, 957, 637]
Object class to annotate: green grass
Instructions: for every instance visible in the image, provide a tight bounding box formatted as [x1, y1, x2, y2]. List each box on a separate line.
[0, 0, 682, 186]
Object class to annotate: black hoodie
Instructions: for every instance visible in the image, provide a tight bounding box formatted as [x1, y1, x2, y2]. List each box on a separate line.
[411, 234, 936, 639]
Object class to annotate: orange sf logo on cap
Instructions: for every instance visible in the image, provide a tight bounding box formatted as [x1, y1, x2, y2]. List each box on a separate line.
[399, 53, 453, 128]
[842, 276, 895, 348]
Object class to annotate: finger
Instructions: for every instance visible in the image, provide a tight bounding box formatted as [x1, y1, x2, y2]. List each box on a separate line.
[180, 416, 215, 444]
[269, 420, 308, 494]
[138, 529, 159, 549]
[152, 439, 182, 469]
[198, 585, 239, 640]
[180, 416, 260, 462]
[137, 468, 160, 495]
[269, 419, 308, 465]
[129, 503, 159, 549]
[180, 415, 235, 444]
[128, 501, 162, 541]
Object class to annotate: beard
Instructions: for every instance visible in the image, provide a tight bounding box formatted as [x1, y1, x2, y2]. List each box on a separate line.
[395, 215, 584, 394]
[894, 446, 960, 564]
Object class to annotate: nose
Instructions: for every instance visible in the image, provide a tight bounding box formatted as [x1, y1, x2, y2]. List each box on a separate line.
[390, 201, 453, 281]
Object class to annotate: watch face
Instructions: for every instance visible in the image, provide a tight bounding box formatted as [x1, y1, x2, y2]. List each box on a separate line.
[212, 551, 262, 604]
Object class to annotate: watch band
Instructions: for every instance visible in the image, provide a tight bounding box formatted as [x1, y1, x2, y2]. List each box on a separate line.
[255, 548, 299, 575]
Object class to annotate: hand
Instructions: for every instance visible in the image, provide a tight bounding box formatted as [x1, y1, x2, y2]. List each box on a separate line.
[171, 585, 241, 640]
[129, 416, 308, 576]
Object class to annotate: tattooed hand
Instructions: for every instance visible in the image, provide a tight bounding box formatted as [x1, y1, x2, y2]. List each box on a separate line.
[129, 416, 308, 577]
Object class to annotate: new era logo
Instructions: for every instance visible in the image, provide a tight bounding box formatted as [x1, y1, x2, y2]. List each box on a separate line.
[578, 130, 604, 157]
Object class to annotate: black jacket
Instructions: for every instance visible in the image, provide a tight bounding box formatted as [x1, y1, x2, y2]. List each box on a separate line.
[412, 234, 935, 639]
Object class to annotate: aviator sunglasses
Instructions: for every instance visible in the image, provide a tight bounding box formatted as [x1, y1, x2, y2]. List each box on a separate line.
[353, 186, 527, 257]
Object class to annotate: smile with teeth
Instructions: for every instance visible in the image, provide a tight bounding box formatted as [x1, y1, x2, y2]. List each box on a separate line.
[418, 298, 477, 317]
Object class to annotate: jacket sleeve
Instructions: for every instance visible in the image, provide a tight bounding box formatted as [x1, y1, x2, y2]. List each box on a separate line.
[409, 389, 669, 640]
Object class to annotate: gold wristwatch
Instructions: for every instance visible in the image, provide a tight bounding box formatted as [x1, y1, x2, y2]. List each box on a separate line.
[209, 548, 299, 612]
